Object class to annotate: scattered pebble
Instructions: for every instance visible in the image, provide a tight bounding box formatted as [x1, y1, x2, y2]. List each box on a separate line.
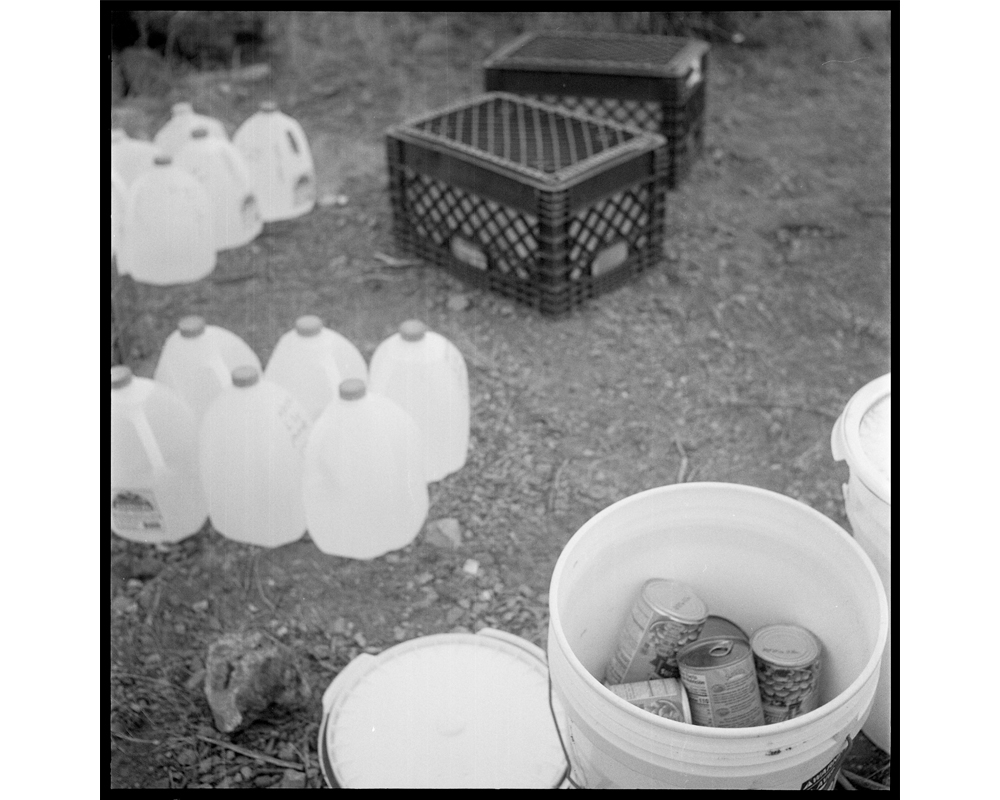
[462, 559, 480, 576]
[192, 600, 209, 613]
[447, 293, 470, 312]
[425, 518, 462, 549]
[276, 625, 289, 637]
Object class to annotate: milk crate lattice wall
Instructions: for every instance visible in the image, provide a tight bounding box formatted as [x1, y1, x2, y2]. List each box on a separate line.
[386, 93, 668, 316]
[483, 31, 709, 189]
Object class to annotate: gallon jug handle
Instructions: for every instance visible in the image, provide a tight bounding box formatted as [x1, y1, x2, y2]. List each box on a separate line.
[133, 409, 167, 474]
[321, 652, 377, 715]
[477, 627, 548, 666]
[209, 354, 232, 390]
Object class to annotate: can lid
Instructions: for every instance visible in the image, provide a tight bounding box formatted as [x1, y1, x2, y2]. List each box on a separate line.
[320, 632, 567, 788]
[110, 365, 133, 389]
[154, 155, 172, 166]
[295, 315, 323, 337]
[178, 315, 206, 338]
[400, 319, 427, 342]
[642, 578, 707, 624]
[750, 624, 821, 668]
[172, 101, 194, 115]
[832, 373, 891, 503]
[677, 636, 751, 668]
[232, 365, 260, 387]
[339, 379, 366, 400]
[191, 127, 209, 139]
[260, 100, 278, 113]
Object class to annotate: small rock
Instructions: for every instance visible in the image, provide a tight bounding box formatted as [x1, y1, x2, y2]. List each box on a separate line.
[132, 557, 163, 579]
[353, 631, 367, 648]
[185, 668, 207, 691]
[143, 653, 162, 666]
[278, 742, 298, 762]
[393, 626, 407, 641]
[192, 600, 209, 613]
[177, 749, 198, 766]
[111, 595, 137, 615]
[384, 552, 401, 564]
[445, 606, 465, 625]
[416, 571, 435, 585]
[275, 768, 307, 789]
[276, 625, 289, 637]
[240, 766, 253, 780]
[174, 622, 186, 634]
[198, 757, 215, 774]
[446, 293, 470, 312]
[255, 774, 278, 788]
[462, 559, 480, 576]
[204, 630, 310, 733]
[424, 518, 462, 549]
[126, 578, 145, 593]
[331, 617, 351, 636]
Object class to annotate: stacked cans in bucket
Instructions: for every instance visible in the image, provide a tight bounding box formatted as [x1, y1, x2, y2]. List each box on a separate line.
[603, 578, 823, 728]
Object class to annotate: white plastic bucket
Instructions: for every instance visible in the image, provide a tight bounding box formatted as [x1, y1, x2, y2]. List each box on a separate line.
[831, 373, 891, 753]
[547, 482, 888, 789]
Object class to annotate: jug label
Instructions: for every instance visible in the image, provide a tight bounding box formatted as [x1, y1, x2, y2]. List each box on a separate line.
[111, 488, 164, 533]
[277, 397, 311, 451]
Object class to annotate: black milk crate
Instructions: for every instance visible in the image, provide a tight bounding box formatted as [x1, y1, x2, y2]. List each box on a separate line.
[483, 31, 709, 188]
[386, 93, 668, 316]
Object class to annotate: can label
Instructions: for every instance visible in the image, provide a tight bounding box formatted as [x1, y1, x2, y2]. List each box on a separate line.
[678, 639, 765, 728]
[751, 624, 822, 725]
[604, 579, 707, 684]
[606, 678, 691, 724]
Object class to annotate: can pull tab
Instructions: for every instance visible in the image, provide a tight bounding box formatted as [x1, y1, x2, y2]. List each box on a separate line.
[709, 641, 734, 658]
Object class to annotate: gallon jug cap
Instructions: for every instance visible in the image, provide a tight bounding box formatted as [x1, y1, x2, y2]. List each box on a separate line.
[191, 127, 209, 138]
[295, 315, 323, 337]
[154, 155, 172, 166]
[172, 101, 194, 115]
[178, 315, 206, 338]
[339, 379, 366, 400]
[400, 320, 428, 342]
[260, 100, 278, 113]
[110, 365, 133, 389]
[232, 365, 260, 387]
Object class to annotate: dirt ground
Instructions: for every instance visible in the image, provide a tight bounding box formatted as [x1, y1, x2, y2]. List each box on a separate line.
[109, 11, 893, 790]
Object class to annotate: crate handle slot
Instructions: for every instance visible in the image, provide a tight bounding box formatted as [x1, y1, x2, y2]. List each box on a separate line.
[451, 236, 489, 271]
[592, 240, 629, 277]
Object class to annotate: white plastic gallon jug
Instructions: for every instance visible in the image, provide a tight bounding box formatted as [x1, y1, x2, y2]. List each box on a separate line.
[302, 379, 428, 559]
[154, 315, 262, 425]
[111, 169, 127, 259]
[547, 483, 888, 789]
[369, 320, 469, 482]
[116, 156, 215, 285]
[264, 316, 344, 421]
[175, 128, 262, 251]
[199, 366, 310, 548]
[233, 101, 316, 222]
[153, 101, 228, 156]
[318, 629, 569, 788]
[832, 373, 891, 754]
[111, 128, 163, 186]
[110, 366, 208, 543]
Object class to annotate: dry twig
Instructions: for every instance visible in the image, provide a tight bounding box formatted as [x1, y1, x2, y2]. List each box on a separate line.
[196, 735, 304, 771]
[840, 769, 889, 791]
[721, 397, 840, 421]
[548, 458, 570, 513]
[673, 437, 688, 483]
[836, 771, 857, 790]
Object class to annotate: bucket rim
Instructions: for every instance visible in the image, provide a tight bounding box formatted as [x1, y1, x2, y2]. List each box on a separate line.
[832, 373, 891, 503]
[548, 481, 889, 740]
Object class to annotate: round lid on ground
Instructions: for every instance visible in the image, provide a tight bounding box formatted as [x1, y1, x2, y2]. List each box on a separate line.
[400, 319, 427, 341]
[642, 578, 708, 623]
[232, 365, 259, 387]
[295, 316, 323, 337]
[750, 624, 821, 668]
[178, 316, 206, 338]
[111, 365, 133, 389]
[325, 634, 566, 788]
[172, 102, 194, 115]
[339, 379, 366, 400]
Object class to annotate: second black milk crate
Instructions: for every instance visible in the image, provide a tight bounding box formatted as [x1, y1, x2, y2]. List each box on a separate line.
[483, 31, 709, 189]
[386, 93, 668, 316]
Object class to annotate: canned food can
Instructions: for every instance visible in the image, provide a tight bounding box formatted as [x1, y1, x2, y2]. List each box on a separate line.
[697, 615, 749, 643]
[750, 624, 822, 724]
[604, 578, 708, 684]
[677, 637, 765, 728]
[606, 678, 692, 724]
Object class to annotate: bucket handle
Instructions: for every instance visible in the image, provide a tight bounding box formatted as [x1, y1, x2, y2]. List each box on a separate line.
[830, 409, 847, 462]
[132, 408, 167, 475]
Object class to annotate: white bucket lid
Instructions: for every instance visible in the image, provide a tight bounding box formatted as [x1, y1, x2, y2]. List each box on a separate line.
[831, 373, 891, 503]
[319, 629, 568, 788]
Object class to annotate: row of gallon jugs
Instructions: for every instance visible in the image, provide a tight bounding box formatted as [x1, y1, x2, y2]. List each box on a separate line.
[111, 101, 315, 285]
[111, 316, 469, 561]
